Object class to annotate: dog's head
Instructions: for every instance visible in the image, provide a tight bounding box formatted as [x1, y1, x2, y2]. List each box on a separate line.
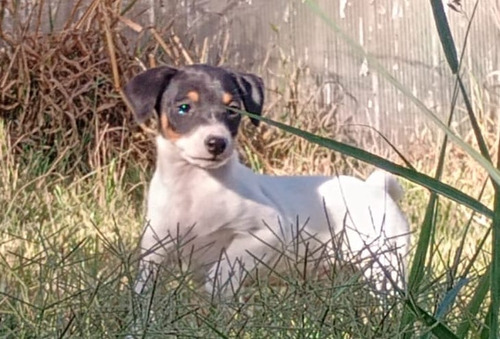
[124, 64, 264, 169]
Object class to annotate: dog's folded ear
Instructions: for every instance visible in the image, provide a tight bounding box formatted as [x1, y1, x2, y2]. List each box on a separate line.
[231, 72, 264, 126]
[123, 66, 178, 123]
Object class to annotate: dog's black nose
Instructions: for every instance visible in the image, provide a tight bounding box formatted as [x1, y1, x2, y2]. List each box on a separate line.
[205, 136, 227, 156]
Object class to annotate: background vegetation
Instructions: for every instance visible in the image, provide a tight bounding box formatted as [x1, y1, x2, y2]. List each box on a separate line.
[0, 0, 498, 337]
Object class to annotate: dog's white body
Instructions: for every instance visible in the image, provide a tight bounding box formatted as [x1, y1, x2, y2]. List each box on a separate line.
[137, 135, 409, 295]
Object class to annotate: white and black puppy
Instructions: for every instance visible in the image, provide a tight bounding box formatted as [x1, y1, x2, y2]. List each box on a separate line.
[124, 64, 410, 298]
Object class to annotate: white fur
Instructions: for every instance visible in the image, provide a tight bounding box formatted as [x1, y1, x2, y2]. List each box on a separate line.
[175, 123, 234, 168]
[134, 134, 410, 297]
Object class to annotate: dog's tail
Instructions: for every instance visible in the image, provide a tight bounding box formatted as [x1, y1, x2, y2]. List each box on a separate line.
[366, 170, 404, 202]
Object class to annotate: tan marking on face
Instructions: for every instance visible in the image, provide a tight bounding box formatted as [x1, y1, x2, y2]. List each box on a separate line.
[222, 92, 233, 105]
[160, 114, 181, 141]
[187, 90, 199, 103]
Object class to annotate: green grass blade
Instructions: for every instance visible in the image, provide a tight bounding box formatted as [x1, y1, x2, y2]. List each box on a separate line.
[486, 82, 500, 338]
[407, 117, 450, 295]
[195, 314, 230, 339]
[430, 0, 499, 335]
[343, 124, 415, 170]
[407, 192, 438, 291]
[236, 109, 493, 220]
[429, 0, 459, 73]
[456, 268, 490, 338]
[403, 63, 458, 334]
[435, 277, 470, 319]
[481, 306, 493, 339]
[489, 187, 500, 338]
[427, 1, 499, 337]
[404, 298, 459, 338]
[457, 76, 491, 162]
[431, 0, 490, 163]
[401, 193, 439, 338]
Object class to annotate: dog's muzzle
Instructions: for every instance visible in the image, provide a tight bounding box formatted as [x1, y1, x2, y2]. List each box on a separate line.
[205, 135, 227, 156]
[173, 123, 234, 169]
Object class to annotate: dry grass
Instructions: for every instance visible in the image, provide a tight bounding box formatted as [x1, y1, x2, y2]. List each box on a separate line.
[1, 1, 151, 177]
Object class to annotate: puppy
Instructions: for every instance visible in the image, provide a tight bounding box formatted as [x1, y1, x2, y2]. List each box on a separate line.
[124, 64, 410, 298]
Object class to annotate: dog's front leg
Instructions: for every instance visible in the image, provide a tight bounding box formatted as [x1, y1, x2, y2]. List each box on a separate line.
[133, 223, 175, 294]
[205, 229, 278, 299]
[134, 256, 160, 296]
[128, 223, 174, 338]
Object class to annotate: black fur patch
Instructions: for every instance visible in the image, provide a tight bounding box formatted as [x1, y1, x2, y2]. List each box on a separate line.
[123, 64, 265, 135]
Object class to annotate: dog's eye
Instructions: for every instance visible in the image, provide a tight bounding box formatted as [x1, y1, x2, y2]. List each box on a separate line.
[177, 104, 191, 115]
[227, 104, 240, 118]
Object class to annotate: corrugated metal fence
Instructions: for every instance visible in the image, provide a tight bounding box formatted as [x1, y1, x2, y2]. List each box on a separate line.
[2, 0, 499, 146]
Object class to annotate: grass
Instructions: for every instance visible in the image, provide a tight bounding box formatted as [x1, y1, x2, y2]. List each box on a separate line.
[1, 0, 498, 337]
[0, 111, 495, 338]
[0, 118, 411, 337]
[303, 0, 498, 337]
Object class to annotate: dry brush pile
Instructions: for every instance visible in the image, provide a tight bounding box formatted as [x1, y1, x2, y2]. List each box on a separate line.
[0, 1, 203, 177]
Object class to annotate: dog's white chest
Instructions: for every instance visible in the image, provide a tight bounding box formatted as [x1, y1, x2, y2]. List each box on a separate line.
[146, 165, 277, 239]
